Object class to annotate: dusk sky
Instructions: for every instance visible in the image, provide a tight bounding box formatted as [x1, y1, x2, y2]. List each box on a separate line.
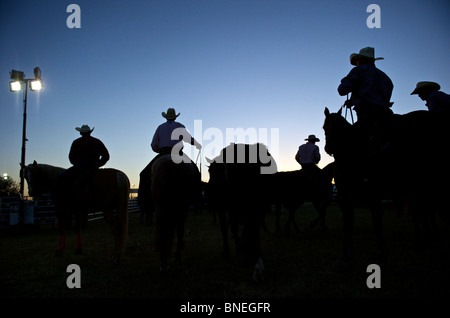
[1, 0, 449, 191]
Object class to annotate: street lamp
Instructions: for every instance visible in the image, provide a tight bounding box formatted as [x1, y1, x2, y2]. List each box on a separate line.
[9, 67, 43, 199]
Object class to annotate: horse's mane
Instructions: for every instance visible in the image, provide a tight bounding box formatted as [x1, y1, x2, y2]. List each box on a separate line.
[36, 163, 65, 172]
[32, 163, 66, 183]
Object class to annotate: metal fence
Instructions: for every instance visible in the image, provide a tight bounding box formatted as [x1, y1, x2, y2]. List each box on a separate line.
[0, 192, 140, 229]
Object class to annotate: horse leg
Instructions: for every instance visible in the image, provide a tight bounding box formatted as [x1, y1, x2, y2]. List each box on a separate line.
[243, 208, 264, 282]
[319, 202, 328, 230]
[74, 211, 83, 255]
[163, 224, 175, 271]
[230, 210, 241, 255]
[261, 204, 271, 234]
[252, 257, 265, 283]
[103, 209, 122, 263]
[284, 206, 296, 237]
[370, 203, 387, 265]
[175, 210, 188, 262]
[408, 197, 437, 250]
[341, 203, 354, 265]
[210, 205, 217, 224]
[310, 201, 327, 230]
[309, 201, 322, 229]
[284, 209, 291, 237]
[147, 203, 154, 226]
[56, 219, 66, 256]
[156, 211, 174, 272]
[55, 208, 68, 256]
[275, 202, 282, 231]
[291, 206, 302, 233]
[218, 208, 230, 258]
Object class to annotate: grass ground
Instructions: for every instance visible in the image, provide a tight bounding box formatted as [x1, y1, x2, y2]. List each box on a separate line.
[1, 202, 449, 304]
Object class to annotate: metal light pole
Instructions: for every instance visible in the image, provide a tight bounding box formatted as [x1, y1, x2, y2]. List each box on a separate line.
[9, 67, 43, 200]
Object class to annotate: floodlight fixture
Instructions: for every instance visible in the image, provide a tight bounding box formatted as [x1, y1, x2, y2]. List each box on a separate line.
[30, 79, 42, 91]
[33, 67, 41, 80]
[10, 70, 24, 81]
[10, 81, 22, 92]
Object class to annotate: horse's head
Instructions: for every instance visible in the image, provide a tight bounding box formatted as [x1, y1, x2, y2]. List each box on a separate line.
[208, 143, 277, 176]
[323, 107, 353, 157]
[205, 157, 225, 187]
[23, 161, 65, 197]
[23, 161, 42, 197]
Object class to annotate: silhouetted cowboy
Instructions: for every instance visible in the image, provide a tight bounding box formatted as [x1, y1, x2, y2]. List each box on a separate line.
[56, 125, 110, 204]
[295, 134, 321, 170]
[150, 108, 202, 155]
[138, 108, 201, 208]
[411, 81, 450, 113]
[338, 47, 394, 132]
[295, 134, 322, 183]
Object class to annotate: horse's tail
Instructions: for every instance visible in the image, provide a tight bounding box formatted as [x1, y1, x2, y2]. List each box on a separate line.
[116, 170, 130, 253]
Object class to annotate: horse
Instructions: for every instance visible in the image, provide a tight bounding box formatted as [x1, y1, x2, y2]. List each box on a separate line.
[273, 162, 335, 235]
[206, 143, 277, 282]
[148, 153, 201, 272]
[322, 107, 450, 266]
[23, 161, 130, 263]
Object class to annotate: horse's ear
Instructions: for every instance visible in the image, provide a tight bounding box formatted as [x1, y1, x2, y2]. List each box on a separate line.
[324, 107, 330, 116]
[337, 107, 342, 116]
[33, 160, 38, 167]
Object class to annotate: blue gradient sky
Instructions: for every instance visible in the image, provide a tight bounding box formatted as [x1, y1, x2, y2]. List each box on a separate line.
[1, 0, 449, 190]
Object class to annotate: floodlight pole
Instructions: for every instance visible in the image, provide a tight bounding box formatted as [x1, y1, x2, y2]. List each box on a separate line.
[20, 80, 29, 200]
[9, 67, 42, 226]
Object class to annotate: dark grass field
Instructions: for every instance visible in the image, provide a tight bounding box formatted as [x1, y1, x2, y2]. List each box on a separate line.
[1, 202, 449, 306]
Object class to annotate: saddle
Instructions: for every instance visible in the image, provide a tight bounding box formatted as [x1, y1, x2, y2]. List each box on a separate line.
[68, 169, 97, 207]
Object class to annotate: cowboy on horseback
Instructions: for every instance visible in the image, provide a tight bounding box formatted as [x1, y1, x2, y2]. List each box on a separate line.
[338, 47, 394, 135]
[295, 134, 325, 189]
[295, 134, 321, 173]
[411, 81, 450, 113]
[56, 124, 110, 202]
[138, 108, 202, 210]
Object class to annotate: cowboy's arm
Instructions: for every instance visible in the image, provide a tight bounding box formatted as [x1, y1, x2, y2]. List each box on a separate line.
[191, 137, 202, 149]
[98, 141, 110, 167]
[151, 126, 161, 153]
[176, 125, 202, 149]
[295, 148, 301, 164]
[68, 141, 78, 166]
[338, 67, 361, 97]
[314, 145, 321, 163]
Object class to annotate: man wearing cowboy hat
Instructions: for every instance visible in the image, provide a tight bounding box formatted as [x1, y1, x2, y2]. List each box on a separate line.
[151, 108, 202, 154]
[69, 125, 110, 169]
[55, 124, 110, 204]
[138, 108, 201, 211]
[338, 47, 394, 128]
[295, 134, 321, 173]
[411, 81, 450, 113]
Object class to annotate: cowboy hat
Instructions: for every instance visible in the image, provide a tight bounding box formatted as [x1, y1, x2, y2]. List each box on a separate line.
[350, 47, 384, 66]
[75, 125, 94, 133]
[305, 134, 320, 142]
[162, 108, 180, 120]
[410, 81, 441, 95]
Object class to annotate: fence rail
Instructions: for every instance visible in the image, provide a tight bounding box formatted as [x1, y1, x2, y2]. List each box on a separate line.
[0, 193, 140, 229]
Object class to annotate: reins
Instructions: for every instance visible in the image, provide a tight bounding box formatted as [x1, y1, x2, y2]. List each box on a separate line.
[195, 147, 202, 179]
[342, 94, 355, 124]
